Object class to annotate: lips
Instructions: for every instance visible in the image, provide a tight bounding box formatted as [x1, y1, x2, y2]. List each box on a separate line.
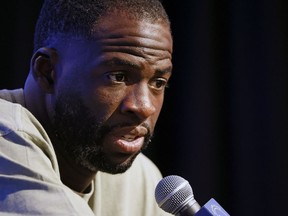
[116, 136, 145, 153]
[103, 126, 148, 155]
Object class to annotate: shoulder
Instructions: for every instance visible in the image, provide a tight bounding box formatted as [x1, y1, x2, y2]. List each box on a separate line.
[0, 89, 25, 105]
[0, 98, 27, 135]
[0, 88, 31, 135]
[0, 97, 50, 142]
[0, 97, 59, 174]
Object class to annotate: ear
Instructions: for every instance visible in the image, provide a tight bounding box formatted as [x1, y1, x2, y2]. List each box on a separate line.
[31, 47, 58, 94]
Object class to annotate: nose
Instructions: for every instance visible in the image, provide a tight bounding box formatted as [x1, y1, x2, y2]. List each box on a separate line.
[120, 84, 157, 121]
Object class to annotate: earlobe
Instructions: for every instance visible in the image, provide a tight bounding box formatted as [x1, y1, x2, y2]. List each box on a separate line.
[31, 47, 57, 94]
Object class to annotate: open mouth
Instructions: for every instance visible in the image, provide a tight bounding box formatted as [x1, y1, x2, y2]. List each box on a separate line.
[122, 134, 139, 141]
[102, 125, 148, 157]
[116, 136, 145, 153]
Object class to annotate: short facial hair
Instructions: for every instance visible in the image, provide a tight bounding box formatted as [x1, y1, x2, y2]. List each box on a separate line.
[52, 92, 152, 174]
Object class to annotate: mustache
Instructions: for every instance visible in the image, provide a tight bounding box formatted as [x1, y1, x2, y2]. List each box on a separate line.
[97, 122, 152, 140]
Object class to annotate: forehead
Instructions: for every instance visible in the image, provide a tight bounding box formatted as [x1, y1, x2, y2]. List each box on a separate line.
[54, 13, 173, 74]
[93, 12, 173, 52]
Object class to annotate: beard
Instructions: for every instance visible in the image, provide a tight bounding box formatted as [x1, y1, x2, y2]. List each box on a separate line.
[52, 92, 152, 174]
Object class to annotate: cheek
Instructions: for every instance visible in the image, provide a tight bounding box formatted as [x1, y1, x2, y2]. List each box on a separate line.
[95, 87, 125, 106]
[150, 96, 164, 125]
[84, 88, 123, 120]
[154, 99, 163, 117]
[155, 92, 164, 110]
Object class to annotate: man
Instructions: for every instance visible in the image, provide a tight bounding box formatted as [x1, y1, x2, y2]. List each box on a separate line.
[0, 0, 173, 215]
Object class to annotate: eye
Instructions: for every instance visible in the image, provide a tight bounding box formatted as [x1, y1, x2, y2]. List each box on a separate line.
[106, 72, 127, 83]
[150, 78, 169, 91]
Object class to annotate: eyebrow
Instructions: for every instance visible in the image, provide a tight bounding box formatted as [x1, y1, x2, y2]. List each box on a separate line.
[155, 67, 173, 76]
[99, 57, 141, 70]
[99, 57, 172, 75]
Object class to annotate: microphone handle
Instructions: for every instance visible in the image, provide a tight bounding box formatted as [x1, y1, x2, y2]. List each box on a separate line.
[194, 198, 230, 216]
[175, 201, 201, 216]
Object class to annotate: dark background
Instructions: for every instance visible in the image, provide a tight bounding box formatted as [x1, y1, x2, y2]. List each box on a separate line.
[1, 1, 288, 215]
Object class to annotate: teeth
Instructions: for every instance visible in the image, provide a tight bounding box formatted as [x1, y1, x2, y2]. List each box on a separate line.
[122, 135, 135, 141]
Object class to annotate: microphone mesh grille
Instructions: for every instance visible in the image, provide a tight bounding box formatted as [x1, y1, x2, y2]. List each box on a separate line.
[155, 175, 194, 214]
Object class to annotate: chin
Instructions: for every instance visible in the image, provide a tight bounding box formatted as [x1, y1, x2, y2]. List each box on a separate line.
[81, 152, 139, 174]
[101, 156, 137, 174]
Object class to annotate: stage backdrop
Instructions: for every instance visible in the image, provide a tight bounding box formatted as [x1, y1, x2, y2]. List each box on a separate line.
[1, 1, 287, 215]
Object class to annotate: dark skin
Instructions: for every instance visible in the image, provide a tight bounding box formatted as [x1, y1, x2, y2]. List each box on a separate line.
[24, 12, 173, 193]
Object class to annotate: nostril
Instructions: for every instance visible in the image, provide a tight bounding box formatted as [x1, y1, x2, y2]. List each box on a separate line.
[120, 85, 157, 120]
[120, 97, 156, 120]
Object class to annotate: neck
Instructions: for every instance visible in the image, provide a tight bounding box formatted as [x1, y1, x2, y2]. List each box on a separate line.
[40, 113, 97, 193]
[54, 143, 97, 193]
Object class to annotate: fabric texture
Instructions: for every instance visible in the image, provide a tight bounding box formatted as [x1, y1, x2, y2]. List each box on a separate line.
[0, 89, 170, 216]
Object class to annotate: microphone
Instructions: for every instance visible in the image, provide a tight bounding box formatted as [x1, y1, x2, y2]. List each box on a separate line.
[155, 175, 230, 216]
